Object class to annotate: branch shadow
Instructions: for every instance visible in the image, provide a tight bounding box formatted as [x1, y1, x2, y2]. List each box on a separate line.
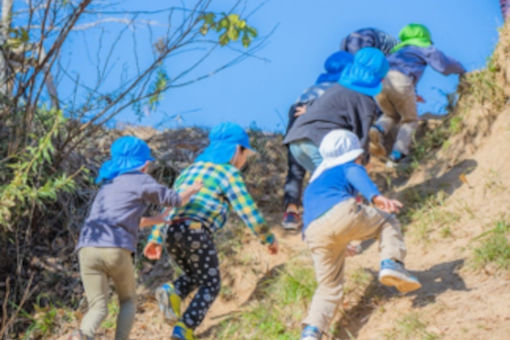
[395, 158, 478, 197]
[333, 258, 469, 339]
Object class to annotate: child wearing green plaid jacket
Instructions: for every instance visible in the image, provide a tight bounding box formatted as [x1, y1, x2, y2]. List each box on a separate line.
[144, 123, 278, 340]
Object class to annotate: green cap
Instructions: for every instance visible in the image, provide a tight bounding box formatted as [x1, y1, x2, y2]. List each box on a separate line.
[391, 24, 432, 53]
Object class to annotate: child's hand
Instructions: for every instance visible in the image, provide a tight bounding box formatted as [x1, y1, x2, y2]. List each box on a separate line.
[267, 239, 279, 255]
[294, 105, 307, 117]
[179, 181, 203, 206]
[346, 243, 361, 257]
[372, 195, 403, 214]
[144, 242, 163, 260]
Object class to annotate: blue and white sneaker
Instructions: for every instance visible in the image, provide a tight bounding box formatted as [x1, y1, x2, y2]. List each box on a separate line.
[301, 325, 322, 340]
[379, 259, 421, 293]
[386, 150, 406, 168]
[155, 283, 181, 323]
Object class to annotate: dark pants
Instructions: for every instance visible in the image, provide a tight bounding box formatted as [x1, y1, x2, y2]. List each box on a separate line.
[166, 222, 221, 330]
[283, 104, 307, 208]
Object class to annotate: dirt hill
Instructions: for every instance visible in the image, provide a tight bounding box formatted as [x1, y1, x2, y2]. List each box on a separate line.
[39, 22, 510, 340]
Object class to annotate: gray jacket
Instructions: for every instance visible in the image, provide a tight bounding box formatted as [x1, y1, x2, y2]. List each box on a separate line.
[76, 171, 181, 253]
[388, 45, 466, 85]
[283, 84, 378, 151]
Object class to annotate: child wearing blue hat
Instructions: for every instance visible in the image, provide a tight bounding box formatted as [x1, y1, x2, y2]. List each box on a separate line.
[300, 130, 421, 340]
[282, 51, 353, 231]
[284, 47, 389, 178]
[143, 122, 278, 340]
[71, 136, 202, 340]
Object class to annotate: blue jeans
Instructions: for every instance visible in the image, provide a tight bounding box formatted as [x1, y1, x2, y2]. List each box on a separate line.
[289, 139, 322, 173]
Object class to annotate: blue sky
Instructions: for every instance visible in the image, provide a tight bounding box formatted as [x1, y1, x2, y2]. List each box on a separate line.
[64, 0, 504, 132]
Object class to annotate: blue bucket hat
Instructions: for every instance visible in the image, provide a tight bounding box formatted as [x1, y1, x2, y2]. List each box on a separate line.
[195, 122, 254, 164]
[316, 51, 354, 84]
[338, 47, 389, 97]
[96, 136, 154, 183]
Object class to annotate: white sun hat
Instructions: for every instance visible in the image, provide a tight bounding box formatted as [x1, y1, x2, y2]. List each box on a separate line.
[310, 129, 364, 182]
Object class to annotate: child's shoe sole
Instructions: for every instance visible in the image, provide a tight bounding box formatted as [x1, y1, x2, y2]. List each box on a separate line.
[379, 269, 422, 293]
[369, 128, 387, 158]
[155, 287, 179, 323]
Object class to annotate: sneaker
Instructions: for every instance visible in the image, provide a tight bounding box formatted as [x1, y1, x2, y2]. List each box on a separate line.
[369, 126, 387, 158]
[155, 283, 181, 323]
[282, 211, 302, 230]
[389, 150, 404, 162]
[378, 259, 422, 293]
[301, 325, 322, 340]
[172, 322, 196, 340]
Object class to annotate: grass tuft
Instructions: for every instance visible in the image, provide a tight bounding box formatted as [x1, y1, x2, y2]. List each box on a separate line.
[473, 220, 510, 270]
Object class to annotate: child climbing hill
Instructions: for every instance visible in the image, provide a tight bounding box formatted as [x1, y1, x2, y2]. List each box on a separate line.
[282, 51, 353, 231]
[369, 23, 466, 165]
[71, 136, 202, 340]
[143, 122, 278, 340]
[299, 130, 421, 340]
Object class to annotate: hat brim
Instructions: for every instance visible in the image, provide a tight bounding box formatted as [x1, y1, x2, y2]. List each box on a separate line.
[310, 148, 364, 182]
[341, 82, 383, 97]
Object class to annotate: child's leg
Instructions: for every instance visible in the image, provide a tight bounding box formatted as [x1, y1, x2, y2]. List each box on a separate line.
[386, 72, 418, 158]
[78, 248, 110, 338]
[372, 82, 400, 157]
[348, 204, 406, 263]
[289, 140, 322, 173]
[302, 201, 359, 332]
[180, 228, 221, 330]
[107, 249, 136, 340]
[283, 145, 306, 211]
[167, 223, 199, 299]
[303, 241, 347, 333]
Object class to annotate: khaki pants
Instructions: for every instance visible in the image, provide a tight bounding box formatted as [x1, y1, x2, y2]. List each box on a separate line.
[78, 247, 136, 340]
[303, 199, 406, 332]
[375, 70, 419, 155]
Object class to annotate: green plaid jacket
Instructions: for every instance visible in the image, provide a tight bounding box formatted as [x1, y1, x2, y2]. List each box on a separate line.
[148, 161, 274, 245]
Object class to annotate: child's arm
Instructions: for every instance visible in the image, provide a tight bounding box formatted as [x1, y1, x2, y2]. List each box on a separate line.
[139, 207, 172, 228]
[178, 181, 203, 206]
[345, 163, 403, 213]
[426, 47, 466, 76]
[142, 174, 202, 206]
[352, 96, 379, 153]
[223, 168, 278, 254]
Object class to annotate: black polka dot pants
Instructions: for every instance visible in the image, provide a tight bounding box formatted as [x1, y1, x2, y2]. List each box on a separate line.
[166, 221, 221, 330]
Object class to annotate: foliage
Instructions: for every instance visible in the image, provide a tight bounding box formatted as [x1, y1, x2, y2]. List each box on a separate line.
[384, 313, 439, 340]
[200, 13, 258, 47]
[0, 110, 79, 229]
[215, 258, 315, 340]
[472, 220, 510, 270]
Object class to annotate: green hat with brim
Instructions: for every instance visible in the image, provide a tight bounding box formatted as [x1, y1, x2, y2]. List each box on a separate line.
[391, 24, 432, 53]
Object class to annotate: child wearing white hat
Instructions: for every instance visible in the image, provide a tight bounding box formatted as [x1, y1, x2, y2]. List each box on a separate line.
[300, 129, 421, 340]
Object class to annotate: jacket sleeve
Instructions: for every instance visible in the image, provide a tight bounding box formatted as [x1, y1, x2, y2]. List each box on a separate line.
[141, 174, 182, 207]
[426, 47, 466, 76]
[345, 163, 381, 202]
[352, 95, 378, 153]
[222, 169, 275, 245]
